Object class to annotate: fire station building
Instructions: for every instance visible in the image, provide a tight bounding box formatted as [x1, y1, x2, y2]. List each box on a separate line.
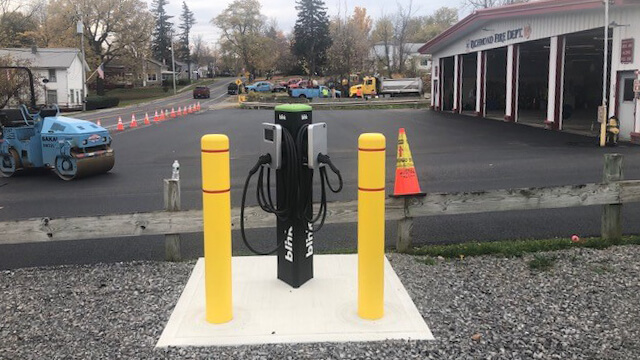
[420, 0, 640, 142]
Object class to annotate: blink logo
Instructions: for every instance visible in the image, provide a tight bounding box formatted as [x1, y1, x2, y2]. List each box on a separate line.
[306, 222, 313, 258]
[283, 224, 313, 262]
[279, 114, 286, 120]
[284, 226, 293, 262]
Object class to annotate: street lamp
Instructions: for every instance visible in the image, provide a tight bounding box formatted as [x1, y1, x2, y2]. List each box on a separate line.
[170, 32, 177, 95]
[77, 18, 86, 111]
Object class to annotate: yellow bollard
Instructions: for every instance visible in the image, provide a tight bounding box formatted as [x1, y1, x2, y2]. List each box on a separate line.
[357, 133, 386, 320]
[201, 134, 233, 324]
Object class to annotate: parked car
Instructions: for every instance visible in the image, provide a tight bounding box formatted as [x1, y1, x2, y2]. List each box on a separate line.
[227, 82, 239, 95]
[245, 81, 274, 92]
[279, 77, 303, 88]
[272, 83, 287, 93]
[288, 79, 315, 90]
[193, 86, 210, 99]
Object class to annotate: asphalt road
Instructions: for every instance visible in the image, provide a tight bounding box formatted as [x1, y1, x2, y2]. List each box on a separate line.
[2, 107, 640, 269]
[72, 77, 234, 129]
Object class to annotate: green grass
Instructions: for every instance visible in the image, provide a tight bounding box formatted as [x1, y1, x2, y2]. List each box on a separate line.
[102, 79, 215, 107]
[410, 235, 640, 259]
[422, 257, 438, 266]
[528, 254, 556, 271]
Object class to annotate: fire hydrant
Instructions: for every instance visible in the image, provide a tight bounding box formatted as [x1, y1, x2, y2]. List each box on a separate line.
[606, 116, 620, 146]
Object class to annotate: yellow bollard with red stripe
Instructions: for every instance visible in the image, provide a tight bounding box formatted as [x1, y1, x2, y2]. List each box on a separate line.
[358, 133, 386, 320]
[201, 134, 233, 324]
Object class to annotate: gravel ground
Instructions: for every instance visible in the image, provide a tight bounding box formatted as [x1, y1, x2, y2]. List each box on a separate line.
[2, 246, 639, 359]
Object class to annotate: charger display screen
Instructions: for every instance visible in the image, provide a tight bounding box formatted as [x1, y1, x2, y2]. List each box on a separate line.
[264, 128, 274, 142]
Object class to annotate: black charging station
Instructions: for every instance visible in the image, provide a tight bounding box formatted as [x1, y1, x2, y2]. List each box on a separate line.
[240, 103, 342, 289]
[275, 104, 313, 288]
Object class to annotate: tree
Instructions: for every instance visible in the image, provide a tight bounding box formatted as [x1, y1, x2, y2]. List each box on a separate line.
[0, 56, 39, 108]
[0, 0, 41, 47]
[150, 0, 173, 66]
[177, 1, 195, 81]
[371, 15, 394, 77]
[405, 7, 458, 43]
[212, 0, 271, 77]
[462, 0, 529, 9]
[393, 0, 415, 75]
[327, 6, 372, 78]
[292, 0, 331, 76]
[42, 0, 153, 94]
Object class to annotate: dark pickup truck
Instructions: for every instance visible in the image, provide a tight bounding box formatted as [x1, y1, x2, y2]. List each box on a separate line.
[193, 86, 210, 99]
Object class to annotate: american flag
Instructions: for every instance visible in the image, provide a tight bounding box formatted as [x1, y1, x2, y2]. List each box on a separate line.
[97, 63, 104, 79]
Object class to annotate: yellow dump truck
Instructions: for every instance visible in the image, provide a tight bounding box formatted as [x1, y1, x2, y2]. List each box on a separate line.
[349, 76, 423, 98]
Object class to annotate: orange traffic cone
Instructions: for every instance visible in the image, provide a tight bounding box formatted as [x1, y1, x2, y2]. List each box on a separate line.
[144, 113, 150, 125]
[117, 117, 124, 131]
[177, 107, 183, 117]
[130, 114, 138, 128]
[154, 110, 159, 122]
[170, 108, 176, 118]
[392, 128, 425, 197]
[160, 110, 166, 121]
[187, 105, 192, 114]
[197, 102, 201, 111]
[96, 119, 102, 126]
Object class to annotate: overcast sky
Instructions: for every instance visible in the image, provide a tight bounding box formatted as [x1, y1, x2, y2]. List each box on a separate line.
[153, 0, 465, 48]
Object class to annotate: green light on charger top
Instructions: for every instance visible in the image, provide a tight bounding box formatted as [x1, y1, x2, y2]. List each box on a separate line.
[274, 104, 312, 112]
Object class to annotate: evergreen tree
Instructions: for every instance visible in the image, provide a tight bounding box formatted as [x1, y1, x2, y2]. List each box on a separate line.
[292, 0, 331, 76]
[150, 0, 173, 66]
[177, 1, 196, 80]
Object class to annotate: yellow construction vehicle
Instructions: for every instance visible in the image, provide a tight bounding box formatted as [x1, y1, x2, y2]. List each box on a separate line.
[348, 76, 423, 98]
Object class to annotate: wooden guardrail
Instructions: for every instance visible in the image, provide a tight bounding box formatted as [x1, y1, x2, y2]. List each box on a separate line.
[0, 154, 634, 257]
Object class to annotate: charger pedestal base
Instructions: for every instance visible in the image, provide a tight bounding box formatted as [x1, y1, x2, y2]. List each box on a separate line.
[156, 254, 434, 347]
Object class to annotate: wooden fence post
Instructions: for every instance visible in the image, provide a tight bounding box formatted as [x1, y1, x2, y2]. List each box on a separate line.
[396, 197, 414, 253]
[164, 179, 181, 261]
[602, 154, 623, 240]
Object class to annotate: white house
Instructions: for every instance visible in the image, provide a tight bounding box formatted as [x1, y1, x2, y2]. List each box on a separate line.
[0, 47, 89, 109]
[371, 42, 432, 75]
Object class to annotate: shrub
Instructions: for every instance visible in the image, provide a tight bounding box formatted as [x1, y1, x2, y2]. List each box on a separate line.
[86, 96, 120, 110]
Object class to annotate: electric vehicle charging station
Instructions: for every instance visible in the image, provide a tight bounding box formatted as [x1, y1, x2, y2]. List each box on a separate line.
[240, 104, 343, 288]
[158, 120, 434, 347]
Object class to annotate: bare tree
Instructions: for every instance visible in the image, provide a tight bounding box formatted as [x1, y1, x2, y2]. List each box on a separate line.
[0, 56, 40, 108]
[0, 0, 43, 47]
[394, 0, 416, 75]
[462, 0, 529, 10]
[372, 15, 394, 78]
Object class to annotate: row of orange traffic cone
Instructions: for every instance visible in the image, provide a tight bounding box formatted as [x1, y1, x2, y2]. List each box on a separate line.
[97, 102, 202, 131]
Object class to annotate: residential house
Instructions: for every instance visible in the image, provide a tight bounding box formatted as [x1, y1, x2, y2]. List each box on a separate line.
[0, 47, 89, 109]
[104, 58, 168, 88]
[371, 43, 432, 76]
[172, 60, 199, 81]
[144, 59, 166, 86]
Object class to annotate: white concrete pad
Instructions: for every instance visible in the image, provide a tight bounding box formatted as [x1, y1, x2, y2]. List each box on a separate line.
[156, 254, 433, 347]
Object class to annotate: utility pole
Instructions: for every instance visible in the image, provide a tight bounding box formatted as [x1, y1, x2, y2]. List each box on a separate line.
[170, 32, 177, 95]
[77, 18, 86, 111]
[599, 0, 610, 147]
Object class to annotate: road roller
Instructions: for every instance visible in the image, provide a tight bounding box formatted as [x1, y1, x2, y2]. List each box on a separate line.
[0, 67, 114, 180]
